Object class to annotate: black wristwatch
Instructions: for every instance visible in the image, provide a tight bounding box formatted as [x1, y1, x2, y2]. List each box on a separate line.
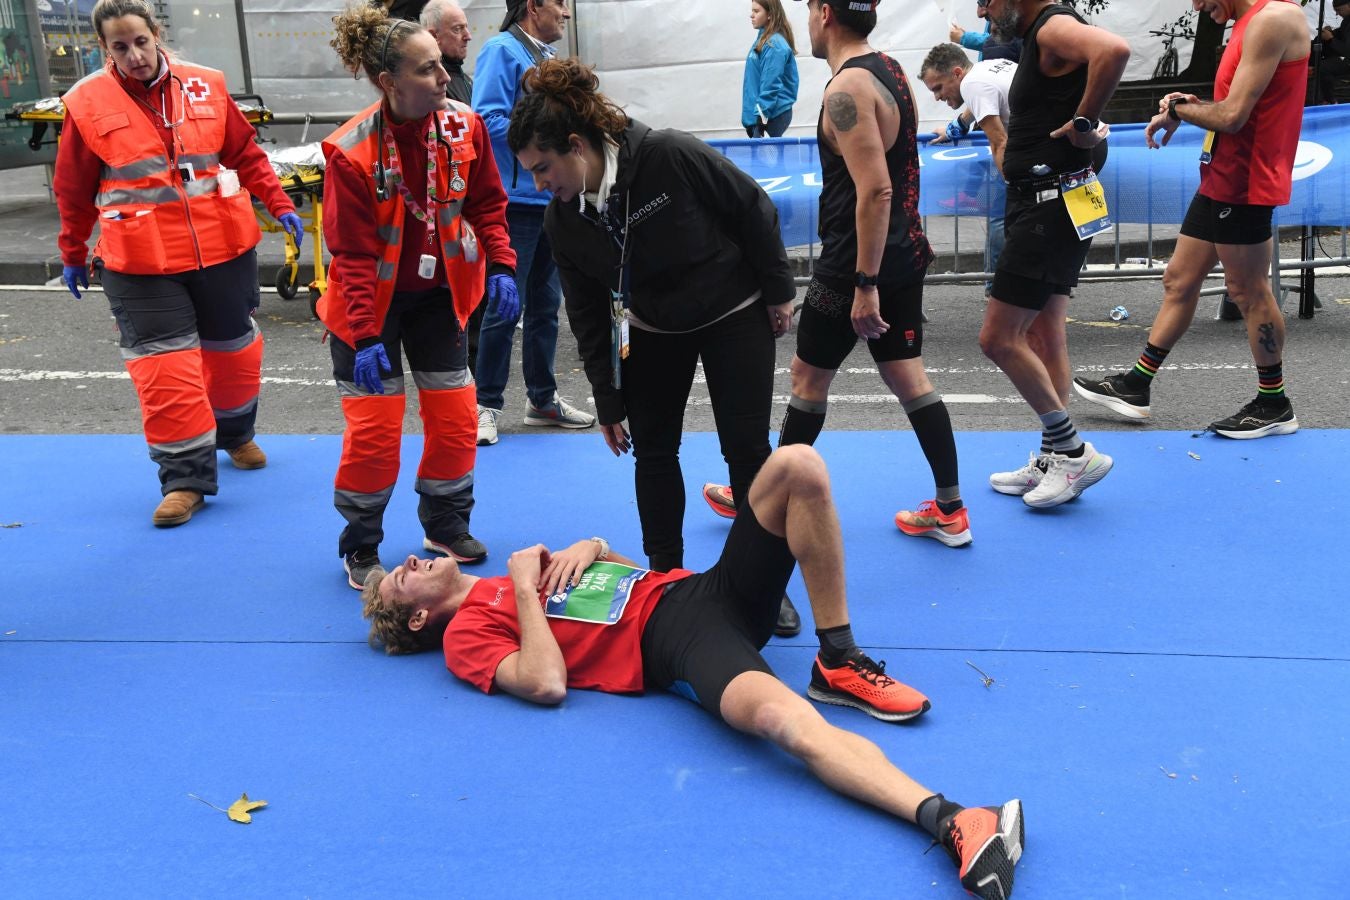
[1167, 97, 1188, 121]
[854, 271, 879, 287]
[1071, 115, 1097, 134]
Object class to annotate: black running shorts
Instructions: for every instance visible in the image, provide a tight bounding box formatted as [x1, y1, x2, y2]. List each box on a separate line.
[795, 272, 927, 370]
[640, 502, 797, 719]
[1180, 193, 1274, 245]
[991, 184, 1094, 311]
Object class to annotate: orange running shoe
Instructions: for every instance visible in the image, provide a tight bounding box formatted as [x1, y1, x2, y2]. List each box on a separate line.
[895, 500, 972, 547]
[939, 799, 1025, 900]
[701, 483, 737, 519]
[806, 650, 930, 722]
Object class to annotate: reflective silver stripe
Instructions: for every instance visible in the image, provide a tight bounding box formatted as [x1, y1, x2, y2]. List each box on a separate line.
[200, 321, 259, 354]
[376, 260, 396, 282]
[336, 376, 406, 398]
[97, 186, 180, 206]
[184, 177, 219, 198]
[148, 430, 217, 455]
[377, 225, 400, 244]
[442, 238, 461, 260]
[119, 333, 200, 360]
[437, 206, 456, 228]
[101, 156, 170, 181]
[334, 485, 396, 511]
[213, 398, 258, 418]
[179, 153, 219, 170]
[336, 113, 378, 152]
[415, 472, 474, 499]
[412, 368, 472, 391]
[441, 198, 463, 219]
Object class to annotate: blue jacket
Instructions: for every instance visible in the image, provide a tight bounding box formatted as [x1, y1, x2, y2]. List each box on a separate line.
[741, 31, 798, 128]
[470, 30, 552, 206]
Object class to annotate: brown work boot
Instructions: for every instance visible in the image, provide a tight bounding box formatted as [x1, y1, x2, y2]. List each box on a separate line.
[227, 440, 267, 470]
[152, 490, 205, 527]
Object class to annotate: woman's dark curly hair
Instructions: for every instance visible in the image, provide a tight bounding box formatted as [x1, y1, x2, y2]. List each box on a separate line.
[507, 58, 629, 156]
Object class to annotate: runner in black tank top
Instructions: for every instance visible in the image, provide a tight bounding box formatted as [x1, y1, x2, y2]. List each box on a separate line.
[815, 53, 932, 284]
[978, 0, 1128, 511]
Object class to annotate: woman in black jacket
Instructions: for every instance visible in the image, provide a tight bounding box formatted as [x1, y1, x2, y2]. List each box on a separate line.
[507, 59, 800, 629]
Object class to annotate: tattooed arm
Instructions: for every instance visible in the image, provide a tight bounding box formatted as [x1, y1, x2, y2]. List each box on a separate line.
[822, 68, 896, 340]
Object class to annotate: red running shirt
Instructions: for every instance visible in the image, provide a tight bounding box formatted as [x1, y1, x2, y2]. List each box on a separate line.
[1199, 0, 1308, 206]
[444, 570, 692, 695]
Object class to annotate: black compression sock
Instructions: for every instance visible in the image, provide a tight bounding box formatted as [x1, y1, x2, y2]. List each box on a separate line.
[917, 793, 965, 840]
[816, 623, 857, 666]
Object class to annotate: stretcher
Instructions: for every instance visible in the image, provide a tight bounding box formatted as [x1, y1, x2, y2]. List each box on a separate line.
[4, 94, 273, 148]
[260, 142, 327, 317]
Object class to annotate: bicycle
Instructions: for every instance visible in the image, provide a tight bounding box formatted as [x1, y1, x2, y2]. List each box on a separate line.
[1150, 13, 1197, 81]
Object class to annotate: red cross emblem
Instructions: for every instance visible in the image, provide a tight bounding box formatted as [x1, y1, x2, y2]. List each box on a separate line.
[184, 77, 211, 103]
[439, 110, 470, 143]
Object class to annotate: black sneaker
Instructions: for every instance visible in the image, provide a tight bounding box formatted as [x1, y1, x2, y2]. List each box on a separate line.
[938, 799, 1025, 900]
[1072, 372, 1151, 419]
[424, 533, 488, 564]
[343, 546, 382, 590]
[1208, 395, 1299, 439]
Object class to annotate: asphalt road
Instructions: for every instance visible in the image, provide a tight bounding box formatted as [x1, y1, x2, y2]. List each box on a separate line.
[2, 272, 1347, 439]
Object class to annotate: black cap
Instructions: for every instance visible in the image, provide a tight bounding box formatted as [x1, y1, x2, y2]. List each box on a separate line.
[793, 0, 881, 9]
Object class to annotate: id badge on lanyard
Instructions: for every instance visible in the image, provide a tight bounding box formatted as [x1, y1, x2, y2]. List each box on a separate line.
[610, 289, 629, 390]
[1199, 130, 1217, 165]
[1058, 167, 1111, 241]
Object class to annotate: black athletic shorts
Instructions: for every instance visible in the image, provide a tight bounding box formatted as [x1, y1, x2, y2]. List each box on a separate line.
[639, 501, 798, 719]
[991, 182, 1094, 311]
[795, 271, 926, 369]
[1180, 193, 1274, 245]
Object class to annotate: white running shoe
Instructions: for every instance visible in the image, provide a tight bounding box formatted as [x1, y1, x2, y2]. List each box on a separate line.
[989, 453, 1047, 496]
[1023, 443, 1113, 508]
[524, 395, 596, 428]
[476, 406, 499, 446]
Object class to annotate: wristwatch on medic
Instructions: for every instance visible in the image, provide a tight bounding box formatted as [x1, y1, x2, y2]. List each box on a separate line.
[854, 271, 879, 288]
[1071, 115, 1097, 134]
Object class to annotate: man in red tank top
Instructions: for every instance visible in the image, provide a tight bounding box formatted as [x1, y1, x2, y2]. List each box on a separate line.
[1073, 0, 1310, 439]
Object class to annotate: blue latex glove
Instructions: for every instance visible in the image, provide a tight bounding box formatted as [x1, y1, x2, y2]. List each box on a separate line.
[62, 264, 89, 299]
[945, 117, 970, 143]
[487, 272, 520, 322]
[353, 344, 391, 395]
[278, 211, 304, 251]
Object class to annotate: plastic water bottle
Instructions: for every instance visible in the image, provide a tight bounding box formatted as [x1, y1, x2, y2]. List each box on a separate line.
[1109, 305, 1129, 321]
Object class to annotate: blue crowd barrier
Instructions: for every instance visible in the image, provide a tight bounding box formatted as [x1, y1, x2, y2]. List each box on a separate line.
[707, 105, 1350, 249]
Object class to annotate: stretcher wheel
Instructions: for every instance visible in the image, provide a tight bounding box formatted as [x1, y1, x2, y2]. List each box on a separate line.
[276, 264, 300, 300]
[308, 288, 320, 320]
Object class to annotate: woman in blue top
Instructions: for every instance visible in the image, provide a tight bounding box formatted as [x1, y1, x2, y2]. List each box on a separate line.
[741, 0, 798, 137]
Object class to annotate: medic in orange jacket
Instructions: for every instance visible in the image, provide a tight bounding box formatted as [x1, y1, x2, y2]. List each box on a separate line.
[54, 46, 297, 526]
[319, 96, 514, 568]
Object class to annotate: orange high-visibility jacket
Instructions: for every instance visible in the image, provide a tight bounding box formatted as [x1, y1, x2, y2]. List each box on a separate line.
[317, 100, 487, 346]
[61, 61, 262, 275]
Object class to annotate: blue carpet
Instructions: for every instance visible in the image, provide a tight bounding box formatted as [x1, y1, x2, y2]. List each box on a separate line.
[2, 431, 1347, 897]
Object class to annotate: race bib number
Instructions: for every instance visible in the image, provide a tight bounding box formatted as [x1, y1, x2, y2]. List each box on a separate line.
[1059, 167, 1111, 241]
[544, 561, 650, 625]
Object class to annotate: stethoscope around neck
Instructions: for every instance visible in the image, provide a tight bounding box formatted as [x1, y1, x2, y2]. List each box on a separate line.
[373, 105, 458, 203]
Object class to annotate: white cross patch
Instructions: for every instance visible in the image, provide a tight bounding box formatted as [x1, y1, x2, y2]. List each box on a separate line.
[184, 76, 211, 103]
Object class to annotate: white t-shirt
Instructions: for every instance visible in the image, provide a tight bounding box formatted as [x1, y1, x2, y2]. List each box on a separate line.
[961, 58, 1016, 128]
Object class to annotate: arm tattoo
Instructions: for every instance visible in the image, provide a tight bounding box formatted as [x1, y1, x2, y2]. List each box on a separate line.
[1258, 322, 1277, 355]
[870, 73, 896, 110]
[827, 91, 859, 132]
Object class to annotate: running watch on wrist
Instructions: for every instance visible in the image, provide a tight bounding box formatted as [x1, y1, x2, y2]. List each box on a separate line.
[589, 536, 610, 561]
[854, 271, 879, 287]
[1167, 98, 1188, 121]
[1071, 115, 1096, 134]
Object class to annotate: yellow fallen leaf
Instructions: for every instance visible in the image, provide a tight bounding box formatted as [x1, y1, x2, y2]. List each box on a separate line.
[227, 793, 268, 824]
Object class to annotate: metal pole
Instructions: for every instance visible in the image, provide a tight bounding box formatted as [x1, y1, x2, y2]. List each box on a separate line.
[233, 0, 253, 94]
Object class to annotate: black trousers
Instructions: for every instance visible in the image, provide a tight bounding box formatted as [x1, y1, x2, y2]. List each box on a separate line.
[622, 303, 775, 571]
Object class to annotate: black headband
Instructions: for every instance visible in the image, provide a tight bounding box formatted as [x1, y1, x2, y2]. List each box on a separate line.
[379, 18, 409, 73]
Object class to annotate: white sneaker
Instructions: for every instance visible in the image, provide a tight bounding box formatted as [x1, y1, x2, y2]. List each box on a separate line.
[989, 453, 1047, 496]
[523, 395, 596, 428]
[1023, 442, 1113, 508]
[476, 405, 499, 446]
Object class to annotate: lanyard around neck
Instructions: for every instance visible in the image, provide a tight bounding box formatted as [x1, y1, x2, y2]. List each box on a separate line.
[383, 117, 439, 245]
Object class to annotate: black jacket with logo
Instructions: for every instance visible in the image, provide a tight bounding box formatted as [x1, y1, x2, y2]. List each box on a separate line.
[543, 120, 794, 425]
